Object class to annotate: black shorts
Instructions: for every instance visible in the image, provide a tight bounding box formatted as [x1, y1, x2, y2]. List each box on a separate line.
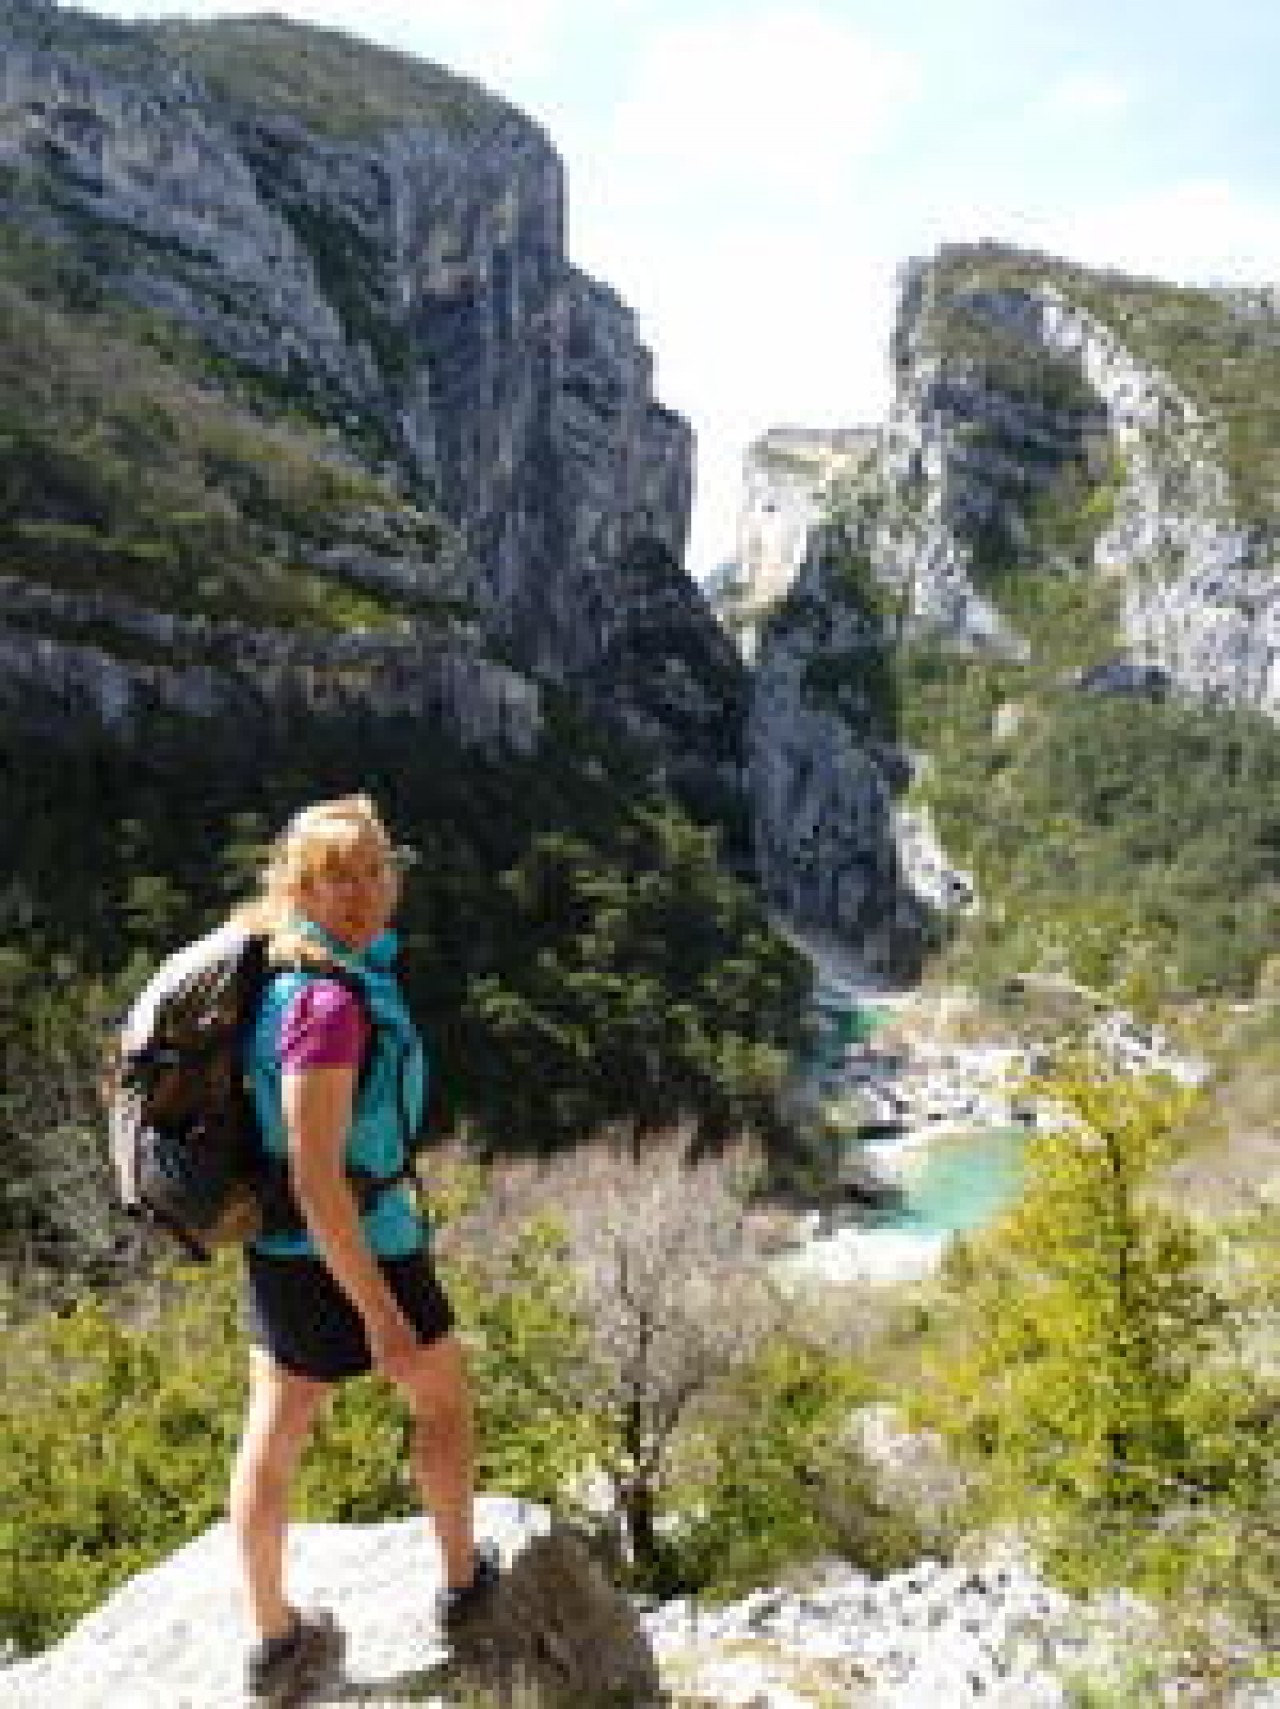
[244, 1245, 455, 1382]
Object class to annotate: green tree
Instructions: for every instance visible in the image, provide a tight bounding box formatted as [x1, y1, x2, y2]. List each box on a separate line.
[924, 1065, 1251, 1589]
[466, 806, 807, 1154]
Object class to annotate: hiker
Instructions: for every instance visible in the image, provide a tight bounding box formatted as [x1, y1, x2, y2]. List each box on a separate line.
[227, 794, 497, 1703]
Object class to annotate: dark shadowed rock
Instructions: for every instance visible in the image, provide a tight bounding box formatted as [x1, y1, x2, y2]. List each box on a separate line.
[446, 1527, 662, 1708]
[1073, 658, 1171, 699]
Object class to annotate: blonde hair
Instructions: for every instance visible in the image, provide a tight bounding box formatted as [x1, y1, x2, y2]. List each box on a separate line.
[234, 794, 395, 966]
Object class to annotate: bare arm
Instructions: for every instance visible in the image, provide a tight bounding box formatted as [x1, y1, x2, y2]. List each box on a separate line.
[282, 1065, 418, 1371]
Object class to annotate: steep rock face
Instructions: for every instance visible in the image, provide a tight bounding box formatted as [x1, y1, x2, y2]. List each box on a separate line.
[598, 536, 749, 834]
[747, 526, 951, 974]
[0, 2, 732, 777]
[747, 243, 1279, 950]
[0, 29, 365, 412]
[890, 256, 1277, 705]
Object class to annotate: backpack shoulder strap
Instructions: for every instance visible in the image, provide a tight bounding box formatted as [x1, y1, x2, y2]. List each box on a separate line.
[236, 932, 271, 1034]
[252, 961, 407, 1239]
[291, 964, 419, 1171]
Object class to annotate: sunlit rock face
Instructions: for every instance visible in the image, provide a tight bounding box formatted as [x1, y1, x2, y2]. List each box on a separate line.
[745, 242, 1279, 950]
[712, 428, 878, 660]
[0, 2, 735, 774]
[881, 248, 1279, 708]
[745, 526, 946, 979]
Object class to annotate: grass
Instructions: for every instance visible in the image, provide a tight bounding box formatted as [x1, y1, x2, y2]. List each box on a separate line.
[932, 242, 1280, 530]
[148, 16, 516, 143]
[1, 5, 517, 143]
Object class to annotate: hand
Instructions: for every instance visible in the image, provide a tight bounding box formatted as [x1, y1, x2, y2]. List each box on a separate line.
[365, 1308, 422, 1388]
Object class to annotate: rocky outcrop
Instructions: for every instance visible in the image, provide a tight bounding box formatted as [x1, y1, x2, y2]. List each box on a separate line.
[450, 1527, 661, 1705]
[648, 1544, 1196, 1708]
[899, 264, 1278, 709]
[589, 536, 748, 814]
[3, 1500, 660, 1707]
[0, 574, 540, 751]
[714, 427, 877, 658]
[873, 251, 1280, 704]
[13, 1497, 1270, 1707]
[746, 525, 964, 973]
[0, 2, 736, 781]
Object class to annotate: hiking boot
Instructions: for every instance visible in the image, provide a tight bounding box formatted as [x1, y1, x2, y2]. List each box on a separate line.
[246, 1607, 345, 1706]
[438, 1542, 502, 1645]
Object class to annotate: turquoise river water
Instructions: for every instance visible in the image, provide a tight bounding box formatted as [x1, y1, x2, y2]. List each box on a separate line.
[819, 999, 1029, 1239]
[862, 1125, 1027, 1236]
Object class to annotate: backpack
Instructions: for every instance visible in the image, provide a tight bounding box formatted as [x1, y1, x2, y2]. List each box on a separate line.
[106, 923, 409, 1262]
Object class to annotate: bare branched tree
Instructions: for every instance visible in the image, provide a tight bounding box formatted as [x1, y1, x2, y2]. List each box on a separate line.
[526, 1130, 778, 1569]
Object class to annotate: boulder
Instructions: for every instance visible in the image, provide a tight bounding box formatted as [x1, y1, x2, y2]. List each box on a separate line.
[843, 1402, 971, 1550]
[446, 1527, 662, 1706]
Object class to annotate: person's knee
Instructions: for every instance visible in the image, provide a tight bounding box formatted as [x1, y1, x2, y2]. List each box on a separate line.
[405, 1339, 472, 1445]
[232, 1425, 290, 1503]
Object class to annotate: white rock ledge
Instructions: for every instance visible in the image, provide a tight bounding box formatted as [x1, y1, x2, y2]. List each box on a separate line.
[4, 1497, 550, 1708]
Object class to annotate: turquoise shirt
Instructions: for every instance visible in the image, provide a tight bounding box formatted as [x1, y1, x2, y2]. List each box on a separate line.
[245, 923, 427, 1259]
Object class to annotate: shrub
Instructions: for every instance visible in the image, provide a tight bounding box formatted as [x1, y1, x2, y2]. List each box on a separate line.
[671, 1336, 920, 1599]
[0, 1200, 598, 1656]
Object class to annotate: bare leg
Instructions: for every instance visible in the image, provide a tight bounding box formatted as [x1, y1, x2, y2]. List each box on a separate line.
[401, 1332, 477, 1588]
[229, 1347, 332, 1640]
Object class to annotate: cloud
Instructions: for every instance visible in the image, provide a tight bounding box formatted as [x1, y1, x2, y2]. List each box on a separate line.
[603, 7, 920, 207]
[1042, 71, 1134, 121]
[562, 5, 919, 568]
[599, 222, 900, 573]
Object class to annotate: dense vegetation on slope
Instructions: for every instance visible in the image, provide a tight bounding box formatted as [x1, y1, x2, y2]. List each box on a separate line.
[902, 646, 1280, 1000]
[147, 16, 515, 143]
[1, 2, 514, 144]
[0, 220, 454, 632]
[0, 697, 809, 1283]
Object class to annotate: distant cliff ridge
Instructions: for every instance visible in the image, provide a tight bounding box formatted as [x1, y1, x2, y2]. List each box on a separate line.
[0, 0, 738, 788]
[744, 243, 1280, 962]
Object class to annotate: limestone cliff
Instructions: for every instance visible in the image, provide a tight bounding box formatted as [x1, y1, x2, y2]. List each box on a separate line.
[0, 0, 737, 780]
[712, 427, 876, 658]
[746, 242, 1280, 964]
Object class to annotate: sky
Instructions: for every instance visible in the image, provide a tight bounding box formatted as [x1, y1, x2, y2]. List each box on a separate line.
[81, 0, 1280, 576]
